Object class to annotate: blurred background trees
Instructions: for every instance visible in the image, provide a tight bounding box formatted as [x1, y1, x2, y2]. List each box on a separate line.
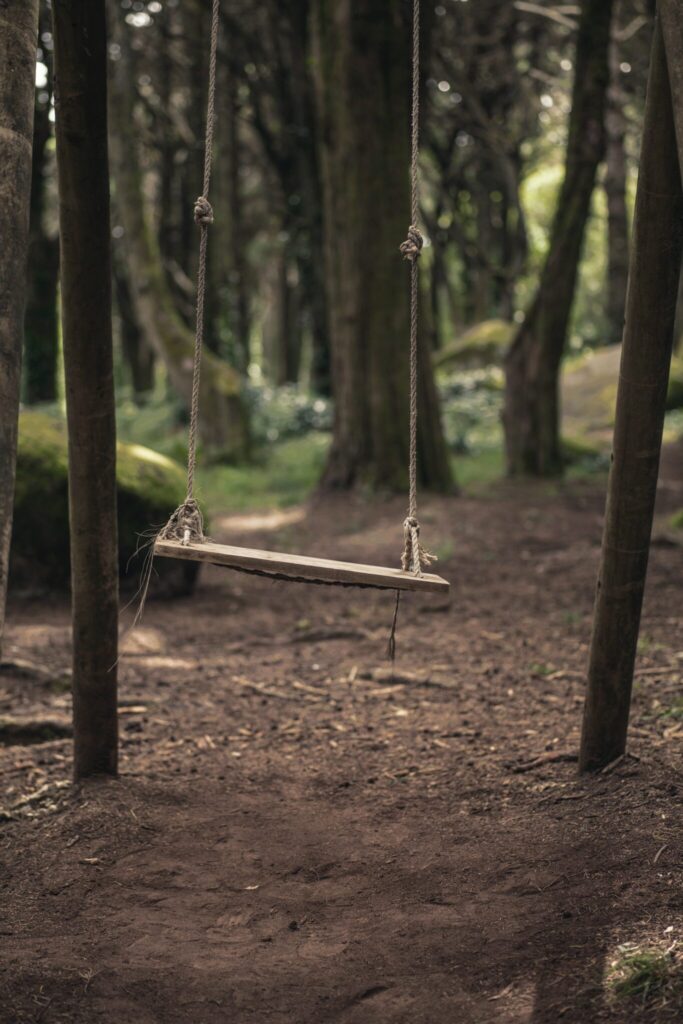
[20, 0, 661, 510]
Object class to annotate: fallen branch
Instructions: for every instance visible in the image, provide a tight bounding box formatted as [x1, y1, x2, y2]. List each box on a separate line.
[509, 751, 578, 774]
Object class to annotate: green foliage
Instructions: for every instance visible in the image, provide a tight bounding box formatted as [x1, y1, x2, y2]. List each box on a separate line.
[196, 433, 330, 514]
[11, 410, 198, 594]
[246, 383, 332, 444]
[667, 357, 683, 411]
[438, 369, 504, 455]
[519, 162, 622, 351]
[608, 945, 683, 1006]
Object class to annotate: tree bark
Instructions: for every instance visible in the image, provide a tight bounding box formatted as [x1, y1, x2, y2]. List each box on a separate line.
[604, 1, 630, 348]
[312, 0, 452, 492]
[53, 0, 119, 778]
[107, 0, 250, 460]
[113, 249, 156, 398]
[579, 15, 683, 772]
[24, 14, 60, 405]
[0, 0, 39, 659]
[207, 46, 250, 373]
[503, 0, 614, 477]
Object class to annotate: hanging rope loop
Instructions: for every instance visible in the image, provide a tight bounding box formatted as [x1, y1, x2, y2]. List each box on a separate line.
[159, 499, 205, 547]
[400, 225, 423, 263]
[401, 516, 436, 575]
[194, 196, 214, 226]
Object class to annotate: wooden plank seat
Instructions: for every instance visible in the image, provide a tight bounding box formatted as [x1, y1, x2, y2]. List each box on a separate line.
[155, 538, 450, 594]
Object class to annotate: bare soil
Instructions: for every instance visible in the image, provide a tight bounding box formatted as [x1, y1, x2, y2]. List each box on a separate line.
[2, 458, 683, 1023]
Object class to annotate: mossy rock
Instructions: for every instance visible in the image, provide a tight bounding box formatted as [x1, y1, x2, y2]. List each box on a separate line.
[434, 319, 514, 372]
[667, 356, 683, 411]
[670, 508, 683, 531]
[11, 411, 200, 596]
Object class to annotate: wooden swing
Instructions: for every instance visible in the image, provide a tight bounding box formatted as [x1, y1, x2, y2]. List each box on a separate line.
[154, 0, 449, 598]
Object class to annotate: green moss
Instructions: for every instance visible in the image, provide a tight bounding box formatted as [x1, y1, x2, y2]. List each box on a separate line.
[197, 433, 329, 514]
[11, 411, 198, 594]
[671, 508, 683, 531]
[667, 356, 683, 411]
[434, 320, 514, 372]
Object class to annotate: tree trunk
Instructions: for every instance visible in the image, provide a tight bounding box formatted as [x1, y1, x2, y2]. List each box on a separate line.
[207, 48, 250, 373]
[312, 0, 452, 492]
[579, 14, 683, 772]
[24, 13, 60, 406]
[503, 0, 614, 477]
[113, 249, 156, 398]
[53, 0, 119, 778]
[107, 0, 250, 460]
[604, 0, 630, 348]
[0, 0, 39, 659]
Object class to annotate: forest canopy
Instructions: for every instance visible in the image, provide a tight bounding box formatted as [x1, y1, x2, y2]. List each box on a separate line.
[22, 0, 657, 498]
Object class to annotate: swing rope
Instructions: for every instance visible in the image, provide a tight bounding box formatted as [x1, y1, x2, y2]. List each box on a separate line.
[399, 0, 434, 577]
[158, 0, 220, 546]
[159, 0, 434, 583]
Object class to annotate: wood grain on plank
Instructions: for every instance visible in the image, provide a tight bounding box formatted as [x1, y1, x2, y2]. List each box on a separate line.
[155, 539, 449, 594]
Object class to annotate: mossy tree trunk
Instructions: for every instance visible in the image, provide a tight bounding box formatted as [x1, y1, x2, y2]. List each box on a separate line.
[53, 0, 119, 778]
[312, 0, 452, 492]
[503, 0, 614, 477]
[0, 0, 39, 660]
[580, 13, 683, 771]
[107, 0, 250, 460]
[24, 9, 60, 405]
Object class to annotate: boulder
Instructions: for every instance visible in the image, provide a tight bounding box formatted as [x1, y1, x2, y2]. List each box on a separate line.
[434, 319, 514, 372]
[10, 411, 199, 596]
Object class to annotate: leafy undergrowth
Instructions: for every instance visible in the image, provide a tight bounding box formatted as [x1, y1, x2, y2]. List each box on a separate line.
[607, 943, 683, 1012]
[196, 433, 330, 513]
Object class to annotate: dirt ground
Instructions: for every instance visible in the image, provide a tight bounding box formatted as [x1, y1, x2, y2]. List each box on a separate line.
[2, 454, 683, 1023]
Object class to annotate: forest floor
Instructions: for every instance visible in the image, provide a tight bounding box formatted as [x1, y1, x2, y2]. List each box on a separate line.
[2, 449, 683, 1023]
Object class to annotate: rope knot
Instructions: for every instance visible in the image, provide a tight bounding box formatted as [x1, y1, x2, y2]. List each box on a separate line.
[194, 196, 214, 226]
[158, 498, 205, 546]
[399, 225, 423, 263]
[401, 515, 436, 575]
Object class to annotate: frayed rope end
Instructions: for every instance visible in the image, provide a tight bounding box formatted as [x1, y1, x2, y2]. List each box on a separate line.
[401, 516, 436, 575]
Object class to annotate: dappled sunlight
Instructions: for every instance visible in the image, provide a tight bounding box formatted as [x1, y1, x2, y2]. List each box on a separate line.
[214, 506, 307, 535]
[118, 625, 167, 657]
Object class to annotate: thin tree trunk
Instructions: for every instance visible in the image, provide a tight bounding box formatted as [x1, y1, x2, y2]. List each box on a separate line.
[579, 15, 683, 772]
[604, 0, 630, 348]
[53, 0, 119, 778]
[24, 15, 60, 405]
[207, 50, 250, 372]
[312, 0, 452, 492]
[503, 0, 614, 477]
[113, 250, 155, 398]
[0, 0, 39, 659]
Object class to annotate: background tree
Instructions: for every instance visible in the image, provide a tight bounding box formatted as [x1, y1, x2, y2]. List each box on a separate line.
[53, 0, 119, 777]
[24, 6, 60, 405]
[503, 0, 614, 477]
[107, 0, 251, 459]
[0, 0, 39, 657]
[312, 0, 452, 492]
[603, 0, 631, 348]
